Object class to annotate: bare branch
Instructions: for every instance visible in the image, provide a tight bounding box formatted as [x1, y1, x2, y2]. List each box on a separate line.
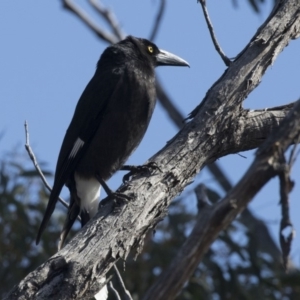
[198, 0, 231, 66]
[288, 133, 300, 166]
[89, 0, 125, 40]
[113, 265, 133, 300]
[278, 159, 295, 271]
[7, 1, 300, 299]
[210, 104, 294, 160]
[24, 121, 75, 216]
[278, 134, 299, 271]
[149, 0, 166, 41]
[157, 76, 284, 264]
[142, 100, 300, 300]
[108, 282, 121, 300]
[62, 0, 118, 43]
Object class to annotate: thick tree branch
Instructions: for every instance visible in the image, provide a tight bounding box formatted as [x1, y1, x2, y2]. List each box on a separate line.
[143, 99, 300, 300]
[5, 0, 300, 299]
[156, 79, 287, 263]
[209, 103, 294, 160]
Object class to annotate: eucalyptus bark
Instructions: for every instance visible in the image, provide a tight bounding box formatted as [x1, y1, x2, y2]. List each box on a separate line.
[4, 0, 300, 299]
[142, 100, 300, 300]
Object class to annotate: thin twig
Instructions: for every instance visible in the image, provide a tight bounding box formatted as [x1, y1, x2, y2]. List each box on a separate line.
[278, 138, 299, 271]
[62, 0, 118, 44]
[288, 134, 300, 166]
[237, 153, 247, 159]
[24, 121, 81, 221]
[198, 0, 231, 66]
[89, 0, 125, 40]
[149, 0, 166, 41]
[108, 282, 121, 300]
[113, 265, 133, 300]
[278, 158, 294, 271]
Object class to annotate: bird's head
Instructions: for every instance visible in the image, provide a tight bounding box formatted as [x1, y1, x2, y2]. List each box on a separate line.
[122, 36, 189, 68]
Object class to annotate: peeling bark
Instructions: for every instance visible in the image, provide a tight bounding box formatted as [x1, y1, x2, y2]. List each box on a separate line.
[4, 0, 300, 299]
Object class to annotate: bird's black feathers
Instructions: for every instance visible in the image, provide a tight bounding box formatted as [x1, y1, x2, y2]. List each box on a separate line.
[36, 36, 189, 247]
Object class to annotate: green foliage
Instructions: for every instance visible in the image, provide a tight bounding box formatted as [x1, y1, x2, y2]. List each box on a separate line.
[0, 151, 65, 298]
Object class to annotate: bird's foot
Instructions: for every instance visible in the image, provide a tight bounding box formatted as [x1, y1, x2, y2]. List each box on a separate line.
[99, 191, 133, 215]
[108, 191, 132, 202]
[96, 174, 132, 207]
[121, 162, 162, 183]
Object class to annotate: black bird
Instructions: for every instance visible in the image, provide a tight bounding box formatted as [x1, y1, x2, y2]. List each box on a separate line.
[36, 36, 189, 249]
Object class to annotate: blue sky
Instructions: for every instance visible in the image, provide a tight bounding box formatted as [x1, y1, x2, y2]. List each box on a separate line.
[1, 1, 300, 266]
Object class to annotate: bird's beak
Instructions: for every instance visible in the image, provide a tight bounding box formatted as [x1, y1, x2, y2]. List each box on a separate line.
[156, 49, 189, 67]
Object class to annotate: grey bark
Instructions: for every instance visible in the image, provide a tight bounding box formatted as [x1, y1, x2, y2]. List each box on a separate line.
[157, 78, 287, 262]
[143, 100, 300, 300]
[4, 0, 300, 299]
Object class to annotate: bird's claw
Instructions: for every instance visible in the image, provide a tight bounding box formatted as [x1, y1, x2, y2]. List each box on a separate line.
[99, 191, 133, 214]
[122, 162, 161, 183]
[110, 191, 132, 202]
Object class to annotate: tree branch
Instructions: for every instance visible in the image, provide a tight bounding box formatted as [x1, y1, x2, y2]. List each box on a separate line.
[142, 99, 300, 300]
[6, 0, 300, 299]
[198, 0, 231, 66]
[156, 79, 287, 264]
[209, 103, 294, 160]
[24, 121, 74, 216]
[149, 0, 166, 41]
[62, 0, 118, 43]
[89, 0, 125, 40]
[112, 265, 133, 300]
[278, 136, 299, 270]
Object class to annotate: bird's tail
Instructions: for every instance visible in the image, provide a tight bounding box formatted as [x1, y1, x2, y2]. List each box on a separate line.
[36, 184, 63, 245]
[58, 200, 80, 250]
[58, 178, 92, 250]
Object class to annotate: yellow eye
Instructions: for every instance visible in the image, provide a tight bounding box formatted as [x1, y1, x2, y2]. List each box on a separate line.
[148, 46, 153, 53]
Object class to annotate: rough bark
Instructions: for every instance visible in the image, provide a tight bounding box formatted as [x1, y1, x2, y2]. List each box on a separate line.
[142, 99, 300, 300]
[4, 0, 300, 299]
[157, 78, 288, 263]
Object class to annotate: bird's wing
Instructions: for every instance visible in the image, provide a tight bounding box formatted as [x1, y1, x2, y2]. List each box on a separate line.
[36, 68, 125, 245]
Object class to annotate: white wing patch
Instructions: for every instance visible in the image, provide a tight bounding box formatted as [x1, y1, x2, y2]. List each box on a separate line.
[69, 137, 85, 159]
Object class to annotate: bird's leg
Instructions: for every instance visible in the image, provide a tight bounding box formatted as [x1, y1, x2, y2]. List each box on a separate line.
[95, 174, 131, 202]
[121, 162, 162, 183]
